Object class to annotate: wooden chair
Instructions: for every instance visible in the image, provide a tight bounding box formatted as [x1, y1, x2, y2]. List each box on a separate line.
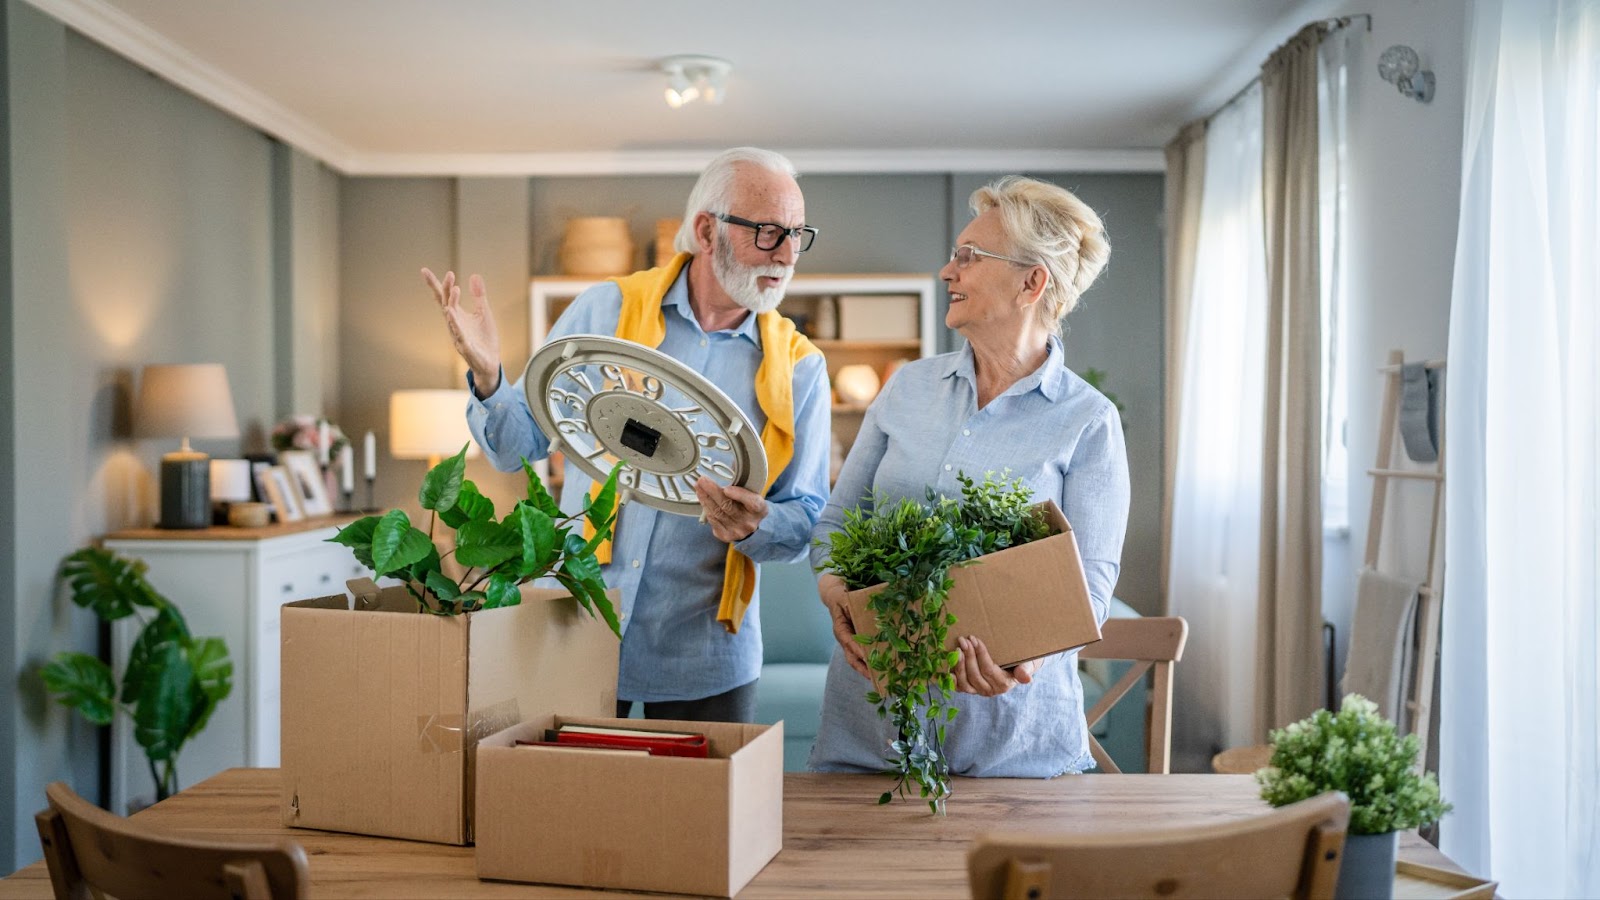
[34, 781, 309, 900]
[968, 790, 1350, 900]
[1078, 616, 1188, 773]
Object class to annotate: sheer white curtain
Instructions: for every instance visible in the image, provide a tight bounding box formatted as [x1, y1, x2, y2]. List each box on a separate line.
[1441, 1, 1600, 896]
[1167, 86, 1268, 770]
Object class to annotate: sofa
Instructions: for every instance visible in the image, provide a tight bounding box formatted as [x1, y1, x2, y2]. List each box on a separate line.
[754, 560, 1147, 773]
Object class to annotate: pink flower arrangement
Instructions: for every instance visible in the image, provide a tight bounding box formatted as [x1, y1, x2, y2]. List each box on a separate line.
[270, 414, 347, 460]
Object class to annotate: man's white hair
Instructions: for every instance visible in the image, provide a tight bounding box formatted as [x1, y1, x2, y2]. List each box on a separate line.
[672, 147, 799, 254]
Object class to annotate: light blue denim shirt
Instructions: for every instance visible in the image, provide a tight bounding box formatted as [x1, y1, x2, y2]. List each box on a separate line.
[465, 260, 831, 703]
[807, 335, 1129, 777]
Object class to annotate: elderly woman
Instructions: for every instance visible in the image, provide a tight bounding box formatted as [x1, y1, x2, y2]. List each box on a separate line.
[808, 176, 1129, 777]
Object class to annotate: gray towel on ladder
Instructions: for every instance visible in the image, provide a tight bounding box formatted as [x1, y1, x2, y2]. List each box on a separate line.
[1341, 567, 1420, 727]
[1399, 362, 1439, 462]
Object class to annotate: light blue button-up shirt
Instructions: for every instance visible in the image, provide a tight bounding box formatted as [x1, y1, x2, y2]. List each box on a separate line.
[466, 261, 831, 702]
[807, 335, 1129, 777]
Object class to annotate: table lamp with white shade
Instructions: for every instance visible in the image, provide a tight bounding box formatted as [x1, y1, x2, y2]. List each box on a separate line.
[389, 389, 481, 468]
[134, 363, 240, 529]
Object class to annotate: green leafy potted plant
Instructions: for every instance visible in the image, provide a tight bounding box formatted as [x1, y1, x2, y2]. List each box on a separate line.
[41, 548, 233, 806]
[1257, 693, 1452, 900]
[329, 444, 622, 634]
[818, 472, 1050, 813]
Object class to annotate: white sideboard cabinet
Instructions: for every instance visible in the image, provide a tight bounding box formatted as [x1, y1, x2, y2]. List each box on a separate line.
[102, 516, 365, 813]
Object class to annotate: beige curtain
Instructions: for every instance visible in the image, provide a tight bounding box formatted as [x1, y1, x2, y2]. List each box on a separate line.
[1255, 23, 1326, 737]
[1160, 122, 1207, 615]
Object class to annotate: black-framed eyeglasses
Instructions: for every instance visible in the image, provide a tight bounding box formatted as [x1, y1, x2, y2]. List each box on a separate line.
[715, 213, 818, 253]
[949, 243, 1033, 268]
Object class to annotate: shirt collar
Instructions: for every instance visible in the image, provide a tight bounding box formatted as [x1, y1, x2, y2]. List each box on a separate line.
[943, 334, 1067, 401]
[664, 258, 762, 347]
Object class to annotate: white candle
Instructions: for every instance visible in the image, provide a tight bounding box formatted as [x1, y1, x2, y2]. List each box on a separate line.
[340, 445, 354, 493]
[318, 421, 331, 466]
[363, 431, 376, 479]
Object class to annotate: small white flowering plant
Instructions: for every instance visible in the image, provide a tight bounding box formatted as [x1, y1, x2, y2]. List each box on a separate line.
[1257, 693, 1451, 835]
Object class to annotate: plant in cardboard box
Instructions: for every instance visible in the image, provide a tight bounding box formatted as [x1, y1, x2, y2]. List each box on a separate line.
[42, 548, 233, 804]
[818, 472, 1050, 813]
[1257, 694, 1452, 899]
[330, 444, 623, 633]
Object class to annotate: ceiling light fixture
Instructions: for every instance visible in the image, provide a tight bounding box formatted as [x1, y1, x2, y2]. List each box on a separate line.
[659, 55, 731, 109]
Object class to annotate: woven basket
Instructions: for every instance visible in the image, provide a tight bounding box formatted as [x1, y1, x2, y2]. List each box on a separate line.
[559, 217, 634, 276]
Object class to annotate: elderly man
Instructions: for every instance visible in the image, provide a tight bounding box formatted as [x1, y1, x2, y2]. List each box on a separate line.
[421, 146, 830, 724]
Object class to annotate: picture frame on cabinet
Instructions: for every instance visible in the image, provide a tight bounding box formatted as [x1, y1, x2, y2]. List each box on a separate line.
[279, 450, 332, 517]
[264, 465, 305, 523]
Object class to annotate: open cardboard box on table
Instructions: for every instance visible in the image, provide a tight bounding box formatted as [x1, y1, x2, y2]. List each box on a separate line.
[476, 713, 784, 897]
[846, 500, 1102, 668]
[279, 579, 620, 845]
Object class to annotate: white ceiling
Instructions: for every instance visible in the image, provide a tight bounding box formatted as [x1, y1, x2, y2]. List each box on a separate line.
[29, 0, 1322, 174]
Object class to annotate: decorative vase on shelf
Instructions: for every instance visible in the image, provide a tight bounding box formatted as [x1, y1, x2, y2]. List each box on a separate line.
[1336, 831, 1398, 900]
[559, 217, 634, 277]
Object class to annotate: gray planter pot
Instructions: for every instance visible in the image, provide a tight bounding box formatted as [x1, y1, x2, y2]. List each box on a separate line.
[1336, 830, 1398, 899]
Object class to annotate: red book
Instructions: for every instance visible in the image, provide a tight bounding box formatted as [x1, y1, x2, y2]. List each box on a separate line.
[542, 724, 710, 758]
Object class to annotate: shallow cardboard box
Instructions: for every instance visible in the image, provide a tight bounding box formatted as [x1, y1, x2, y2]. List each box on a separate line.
[476, 714, 784, 897]
[847, 500, 1101, 668]
[279, 581, 620, 845]
[837, 293, 921, 341]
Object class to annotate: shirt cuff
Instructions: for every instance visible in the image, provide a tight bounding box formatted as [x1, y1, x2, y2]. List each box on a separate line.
[466, 366, 513, 405]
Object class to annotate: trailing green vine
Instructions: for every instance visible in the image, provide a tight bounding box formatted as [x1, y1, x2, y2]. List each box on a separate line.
[818, 472, 1050, 813]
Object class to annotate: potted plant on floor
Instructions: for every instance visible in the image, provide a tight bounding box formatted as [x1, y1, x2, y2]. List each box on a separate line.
[41, 548, 233, 808]
[1257, 693, 1452, 900]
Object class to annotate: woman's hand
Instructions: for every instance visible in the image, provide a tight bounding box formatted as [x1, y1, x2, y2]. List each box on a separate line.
[818, 573, 871, 678]
[953, 635, 1041, 697]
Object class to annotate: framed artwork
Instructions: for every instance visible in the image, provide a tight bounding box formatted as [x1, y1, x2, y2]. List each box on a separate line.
[280, 450, 333, 517]
[264, 465, 305, 523]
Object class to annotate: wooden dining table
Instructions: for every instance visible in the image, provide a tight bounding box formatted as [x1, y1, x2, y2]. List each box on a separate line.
[1, 768, 1464, 898]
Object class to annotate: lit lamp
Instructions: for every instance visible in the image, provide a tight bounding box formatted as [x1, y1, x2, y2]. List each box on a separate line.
[134, 363, 240, 529]
[389, 389, 481, 468]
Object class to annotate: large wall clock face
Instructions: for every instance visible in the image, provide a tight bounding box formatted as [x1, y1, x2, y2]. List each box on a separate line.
[523, 335, 767, 517]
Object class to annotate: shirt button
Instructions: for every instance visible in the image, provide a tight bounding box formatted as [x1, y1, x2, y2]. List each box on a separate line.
[962, 428, 971, 436]
[700, 338, 708, 347]
[944, 464, 952, 471]
[631, 559, 641, 568]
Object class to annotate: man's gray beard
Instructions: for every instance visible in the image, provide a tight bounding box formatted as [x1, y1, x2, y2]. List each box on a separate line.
[713, 235, 791, 314]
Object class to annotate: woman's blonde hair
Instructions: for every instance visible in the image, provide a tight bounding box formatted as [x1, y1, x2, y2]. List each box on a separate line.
[970, 176, 1110, 328]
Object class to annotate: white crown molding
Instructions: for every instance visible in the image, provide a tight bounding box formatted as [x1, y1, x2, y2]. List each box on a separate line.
[345, 147, 1165, 177]
[21, 0, 360, 169]
[23, 0, 1164, 177]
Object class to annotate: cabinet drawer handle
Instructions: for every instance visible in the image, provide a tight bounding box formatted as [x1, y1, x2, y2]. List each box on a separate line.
[282, 583, 295, 594]
[319, 573, 332, 584]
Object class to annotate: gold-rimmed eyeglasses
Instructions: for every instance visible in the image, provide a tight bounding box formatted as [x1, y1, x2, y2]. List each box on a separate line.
[949, 243, 1033, 268]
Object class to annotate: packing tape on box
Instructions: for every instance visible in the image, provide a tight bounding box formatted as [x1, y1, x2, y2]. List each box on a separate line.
[416, 714, 466, 754]
[468, 699, 522, 744]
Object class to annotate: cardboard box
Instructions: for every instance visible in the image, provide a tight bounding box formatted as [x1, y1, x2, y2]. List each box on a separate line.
[846, 501, 1101, 668]
[837, 294, 920, 341]
[279, 581, 620, 845]
[475, 714, 784, 897]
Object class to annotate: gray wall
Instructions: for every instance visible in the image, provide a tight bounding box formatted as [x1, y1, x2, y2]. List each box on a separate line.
[344, 170, 1164, 615]
[1, 3, 340, 868]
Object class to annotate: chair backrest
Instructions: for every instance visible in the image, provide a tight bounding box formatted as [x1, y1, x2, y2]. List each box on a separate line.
[35, 781, 309, 900]
[1077, 616, 1188, 773]
[968, 790, 1350, 900]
